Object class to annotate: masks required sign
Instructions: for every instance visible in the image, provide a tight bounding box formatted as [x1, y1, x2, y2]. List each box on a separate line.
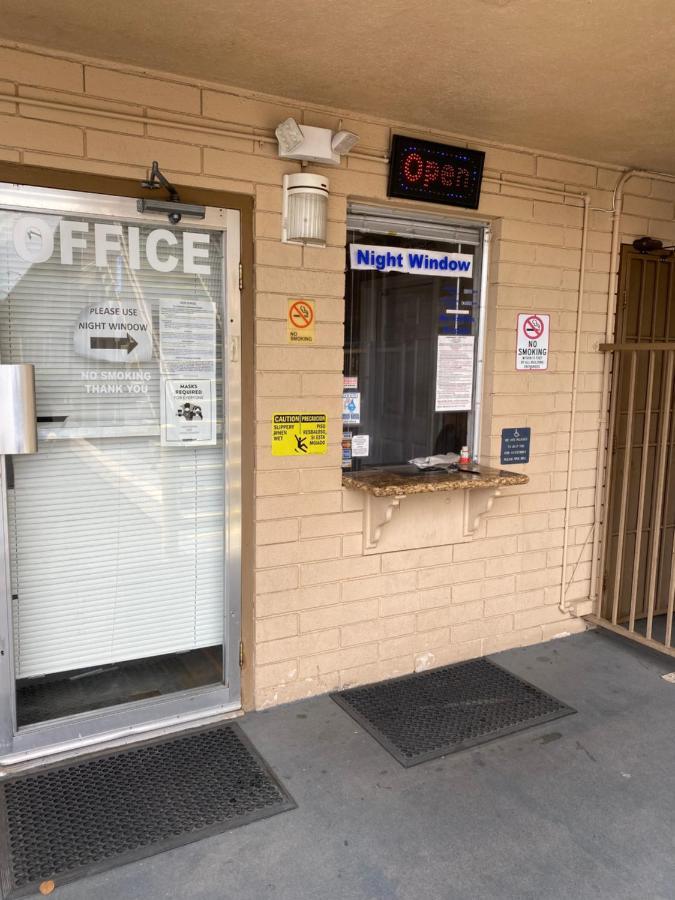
[161, 380, 216, 445]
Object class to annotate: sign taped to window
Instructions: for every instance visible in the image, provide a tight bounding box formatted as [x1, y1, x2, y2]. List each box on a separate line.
[272, 414, 327, 456]
[435, 335, 474, 412]
[160, 297, 216, 379]
[343, 392, 361, 424]
[161, 378, 216, 446]
[350, 243, 473, 277]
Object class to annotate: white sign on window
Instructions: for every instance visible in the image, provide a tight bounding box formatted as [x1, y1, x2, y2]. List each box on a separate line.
[73, 302, 153, 363]
[161, 378, 216, 446]
[343, 391, 361, 424]
[351, 434, 370, 457]
[516, 313, 550, 370]
[160, 297, 216, 379]
[435, 335, 475, 412]
[350, 243, 473, 277]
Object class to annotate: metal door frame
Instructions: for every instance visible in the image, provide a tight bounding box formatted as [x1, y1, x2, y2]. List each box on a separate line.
[0, 182, 241, 764]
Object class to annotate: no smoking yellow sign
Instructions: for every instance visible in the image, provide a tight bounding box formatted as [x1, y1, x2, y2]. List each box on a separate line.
[287, 298, 315, 344]
[272, 413, 327, 456]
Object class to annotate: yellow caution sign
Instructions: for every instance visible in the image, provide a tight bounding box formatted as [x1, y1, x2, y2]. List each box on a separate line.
[272, 413, 327, 456]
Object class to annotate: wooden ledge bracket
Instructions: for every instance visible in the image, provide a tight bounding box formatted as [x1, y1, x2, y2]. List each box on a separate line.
[364, 493, 406, 550]
[362, 486, 502, 550]
[464, 487, 502, 537]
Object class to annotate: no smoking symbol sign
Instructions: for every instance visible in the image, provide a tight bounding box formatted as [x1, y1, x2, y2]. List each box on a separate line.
[290, 301, 314, 329]
[523, 315, 544, 339]
[288, 298, 315, 344]
[516, 312, 549, 371]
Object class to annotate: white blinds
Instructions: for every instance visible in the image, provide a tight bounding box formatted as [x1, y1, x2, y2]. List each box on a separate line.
[0, 210, 226, 679]
[347, 202, 484, 245]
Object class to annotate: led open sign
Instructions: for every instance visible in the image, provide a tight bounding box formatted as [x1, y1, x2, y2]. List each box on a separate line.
[388, 135, 485, 210]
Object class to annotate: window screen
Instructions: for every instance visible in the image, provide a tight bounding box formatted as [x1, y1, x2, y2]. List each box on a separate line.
[344, 208, 484, 470]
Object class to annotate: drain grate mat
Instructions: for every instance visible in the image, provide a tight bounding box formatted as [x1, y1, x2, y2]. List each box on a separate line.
[0, 723, 295, 897]
[331, 657, 575, 767]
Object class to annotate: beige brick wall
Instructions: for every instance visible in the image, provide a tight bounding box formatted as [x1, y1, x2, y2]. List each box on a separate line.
[0, 43, 669, 708]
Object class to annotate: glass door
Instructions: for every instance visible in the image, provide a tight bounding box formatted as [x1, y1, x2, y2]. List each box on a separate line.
[0, 184, 241, 760]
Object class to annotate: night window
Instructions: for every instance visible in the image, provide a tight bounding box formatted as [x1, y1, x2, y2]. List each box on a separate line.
[343, 205, 487, 470]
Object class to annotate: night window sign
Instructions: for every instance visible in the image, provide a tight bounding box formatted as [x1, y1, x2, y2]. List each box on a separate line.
[388, 135, 485, 210]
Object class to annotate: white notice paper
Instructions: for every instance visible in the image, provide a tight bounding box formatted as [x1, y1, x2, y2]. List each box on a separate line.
[161, 378, 216, 446]
[351, 434, 370, 457]
[160, 298, 216, 379]
[435, 336, 475, 412]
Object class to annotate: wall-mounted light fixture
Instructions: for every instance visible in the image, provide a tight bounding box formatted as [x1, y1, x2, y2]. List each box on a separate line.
[275, 118, 358, 167]
[282, 173, 329, 245]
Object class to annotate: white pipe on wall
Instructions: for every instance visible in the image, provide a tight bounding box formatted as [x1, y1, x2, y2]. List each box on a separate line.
[588, 169, 636, 607]
[558, 193, 590, 613]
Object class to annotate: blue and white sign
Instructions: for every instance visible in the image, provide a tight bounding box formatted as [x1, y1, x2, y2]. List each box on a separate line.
[343, 391, 361, 425]
[500, 427, 531, 465]
[350, 243, 473, 277]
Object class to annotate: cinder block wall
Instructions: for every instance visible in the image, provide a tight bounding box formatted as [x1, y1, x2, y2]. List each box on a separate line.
[1, 43, 674, 708]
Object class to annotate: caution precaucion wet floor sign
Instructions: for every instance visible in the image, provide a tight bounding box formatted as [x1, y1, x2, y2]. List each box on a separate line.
[272, 414, 327, 456]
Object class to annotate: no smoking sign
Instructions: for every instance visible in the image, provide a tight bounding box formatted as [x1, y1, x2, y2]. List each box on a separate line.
[288, 298, 315, 344]
[516, 313, 549, 370]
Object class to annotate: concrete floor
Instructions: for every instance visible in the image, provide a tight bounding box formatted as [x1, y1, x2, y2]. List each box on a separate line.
[41, 629, 675, 900]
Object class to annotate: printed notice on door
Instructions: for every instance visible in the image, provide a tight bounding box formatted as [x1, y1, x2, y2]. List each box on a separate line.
[161, 379, 216, 446]
[434, 335, 474, 412]
[159, 298, 216, 379]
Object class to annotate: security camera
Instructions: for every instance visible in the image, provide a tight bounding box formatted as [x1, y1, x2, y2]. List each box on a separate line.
[168, 210, 182, 225]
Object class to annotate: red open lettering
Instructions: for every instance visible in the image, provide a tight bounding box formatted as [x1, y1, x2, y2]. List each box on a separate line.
[403, 152, 423, 183]
[423, 160, 439, 188]
[441, 164, 455, 186]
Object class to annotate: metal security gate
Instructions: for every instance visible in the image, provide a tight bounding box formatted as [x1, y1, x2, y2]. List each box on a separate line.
[596, 246, 675, 654]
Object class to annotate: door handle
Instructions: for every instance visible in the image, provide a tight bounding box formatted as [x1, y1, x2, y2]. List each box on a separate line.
[0, 364, 38, 454]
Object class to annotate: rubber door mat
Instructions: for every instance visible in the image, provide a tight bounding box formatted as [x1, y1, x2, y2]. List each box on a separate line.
[0, 723, 295, 897]
[331, 657, 575, 767]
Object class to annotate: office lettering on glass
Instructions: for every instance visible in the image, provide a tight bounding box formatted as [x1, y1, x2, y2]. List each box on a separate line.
[12, 215, 212, 274]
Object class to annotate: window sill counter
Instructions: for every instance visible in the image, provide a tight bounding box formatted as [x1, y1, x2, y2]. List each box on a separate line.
[342, 465, 528, 497]
[342, 465, 529, 552]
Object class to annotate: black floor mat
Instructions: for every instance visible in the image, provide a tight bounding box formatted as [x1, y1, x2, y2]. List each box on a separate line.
[0, 723, 295, 898]
[331, 657, 575, 767]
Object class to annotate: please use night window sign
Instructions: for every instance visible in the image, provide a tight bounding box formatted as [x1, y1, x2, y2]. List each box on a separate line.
[388, 134, 485, 210]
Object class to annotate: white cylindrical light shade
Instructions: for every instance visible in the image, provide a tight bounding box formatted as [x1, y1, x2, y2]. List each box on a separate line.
[283, 173, 329, 245]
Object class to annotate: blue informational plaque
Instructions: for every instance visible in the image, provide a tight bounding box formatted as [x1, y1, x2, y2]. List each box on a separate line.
[500, 428, 531, 465]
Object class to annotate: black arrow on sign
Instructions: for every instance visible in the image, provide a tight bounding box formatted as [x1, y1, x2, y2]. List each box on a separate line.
[90, 333, 138, 354]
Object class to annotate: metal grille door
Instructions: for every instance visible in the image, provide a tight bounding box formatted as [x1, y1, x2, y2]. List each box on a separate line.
[598, 248, 675, 652]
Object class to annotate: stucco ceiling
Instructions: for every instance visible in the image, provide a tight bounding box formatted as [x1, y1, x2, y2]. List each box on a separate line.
[2, 0, 674, 171]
